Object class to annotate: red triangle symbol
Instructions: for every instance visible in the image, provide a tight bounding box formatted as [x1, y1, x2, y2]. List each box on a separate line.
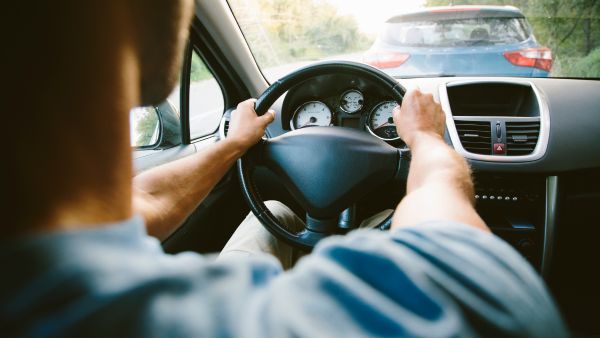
[496, 145, 503, 151]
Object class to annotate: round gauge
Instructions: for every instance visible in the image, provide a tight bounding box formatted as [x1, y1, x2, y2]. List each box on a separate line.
[367, 101, 401, 141]
[291, 101, 332, 130]
[339, 89, 364, 114]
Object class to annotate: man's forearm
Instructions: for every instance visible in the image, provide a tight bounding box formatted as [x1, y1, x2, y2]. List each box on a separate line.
[406, 132, 474, 199]
[392, 132, 487, 231]
[132, 98, 274, 240]
[133, 139, 247, 240]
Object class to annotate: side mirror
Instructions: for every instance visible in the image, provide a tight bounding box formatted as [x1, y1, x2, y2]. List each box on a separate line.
[130, 107, 160, 148]
[130, 100, 182, 149]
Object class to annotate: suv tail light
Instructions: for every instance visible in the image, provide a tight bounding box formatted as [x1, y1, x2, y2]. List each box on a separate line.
[503, 48, 553, 72]
[364, 52, 410, 69]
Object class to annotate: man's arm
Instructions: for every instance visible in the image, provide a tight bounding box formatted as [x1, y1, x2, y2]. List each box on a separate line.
[124, 93, 564, 338]
[133, 99, 274, 240]
[391, 89, 488, 232]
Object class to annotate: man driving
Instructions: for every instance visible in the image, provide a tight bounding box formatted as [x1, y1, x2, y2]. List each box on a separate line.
[1, 1, 566, 337]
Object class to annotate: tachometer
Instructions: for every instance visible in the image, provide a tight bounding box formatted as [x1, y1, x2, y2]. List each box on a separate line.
[339, 89, 363, 114]
[291, 101, 332, 130]
[367, 101, 400, 141]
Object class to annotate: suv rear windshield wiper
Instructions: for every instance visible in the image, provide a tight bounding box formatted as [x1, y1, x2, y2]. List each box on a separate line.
[396, 74, 457, 79]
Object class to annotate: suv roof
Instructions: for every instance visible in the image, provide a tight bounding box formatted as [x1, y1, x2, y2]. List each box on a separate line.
[386, 6, 525, 23]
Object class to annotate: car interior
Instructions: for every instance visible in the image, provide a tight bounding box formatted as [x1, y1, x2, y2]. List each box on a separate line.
[131, 1, 600, 336]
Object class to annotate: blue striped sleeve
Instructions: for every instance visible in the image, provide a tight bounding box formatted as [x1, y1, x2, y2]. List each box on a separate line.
[238, 222, 567, 337]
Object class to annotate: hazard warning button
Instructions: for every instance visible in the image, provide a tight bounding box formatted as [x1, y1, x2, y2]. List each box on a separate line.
[493, 143, 506, 155]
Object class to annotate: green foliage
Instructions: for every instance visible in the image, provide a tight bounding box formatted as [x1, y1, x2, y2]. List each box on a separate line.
[425, 0, 600, 77]
[230, 0, 373, 68]
[556, 47, 600, 77]
[190, 52, 212, 82]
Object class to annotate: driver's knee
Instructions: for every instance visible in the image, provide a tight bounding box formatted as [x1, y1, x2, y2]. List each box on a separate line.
[263, 200, 304, 233]
[263, 200, 292, 217]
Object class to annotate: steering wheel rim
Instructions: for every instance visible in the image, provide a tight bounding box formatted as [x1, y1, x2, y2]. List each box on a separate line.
[237, 61, 407, 251]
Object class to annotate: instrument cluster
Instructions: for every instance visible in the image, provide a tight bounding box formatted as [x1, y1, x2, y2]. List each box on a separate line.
[289, 89, 402, 143]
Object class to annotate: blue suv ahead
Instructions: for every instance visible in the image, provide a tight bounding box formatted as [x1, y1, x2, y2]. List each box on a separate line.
[364, 6, 552, 77]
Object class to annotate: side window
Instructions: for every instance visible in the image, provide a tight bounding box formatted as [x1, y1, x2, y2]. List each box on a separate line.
[189, 50, 225, 140]
[130, 48, 224, 149]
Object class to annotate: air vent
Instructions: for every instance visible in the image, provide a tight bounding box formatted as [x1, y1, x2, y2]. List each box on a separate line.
[506, 121, 540, 155]
[454, 120, 491, 155]
[223, 120, 230, 136]
[220, 116, 267, 140]
[219, 116, 230, 140]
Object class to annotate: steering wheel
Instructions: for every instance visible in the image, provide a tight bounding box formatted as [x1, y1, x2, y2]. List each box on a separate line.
[237, 61, 411, 251]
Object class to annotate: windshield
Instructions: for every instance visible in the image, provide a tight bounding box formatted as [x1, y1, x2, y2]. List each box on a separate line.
[227, 0, 600, 80]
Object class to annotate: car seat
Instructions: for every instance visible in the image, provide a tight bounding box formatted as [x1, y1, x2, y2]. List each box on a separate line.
[405, 27, 424, 45]
[470, 27, 490, 40]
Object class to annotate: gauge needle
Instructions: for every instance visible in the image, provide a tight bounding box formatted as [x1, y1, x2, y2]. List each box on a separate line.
[299, 121, 318, 129]
[299, 117, 319, 129]
[374, 121, 393, 130]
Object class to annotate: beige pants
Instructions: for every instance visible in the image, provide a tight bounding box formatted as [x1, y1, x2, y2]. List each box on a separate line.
[219, 201, 393, 269]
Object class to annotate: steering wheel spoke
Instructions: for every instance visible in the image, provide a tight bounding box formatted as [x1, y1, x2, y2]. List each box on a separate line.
[338, 205, 357, 229]
[394, 148, 412, 183]
[295, 229, 330, 248]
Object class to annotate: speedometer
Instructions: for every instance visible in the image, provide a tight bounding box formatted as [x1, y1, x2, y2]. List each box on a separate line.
[291, 101, 332, 130]
[367, 101, 400, 141]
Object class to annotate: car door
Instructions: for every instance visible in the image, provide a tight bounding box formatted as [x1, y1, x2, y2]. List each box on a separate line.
[131, 20, 253, 254]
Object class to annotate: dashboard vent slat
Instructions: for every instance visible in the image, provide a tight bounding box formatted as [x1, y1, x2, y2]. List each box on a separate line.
[506, 121, 540, 155]
[223, 120, 230, 136]
[455, 120, 491, 155]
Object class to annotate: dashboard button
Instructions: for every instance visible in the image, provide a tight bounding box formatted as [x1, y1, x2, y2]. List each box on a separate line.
[493, 143, 506, 155]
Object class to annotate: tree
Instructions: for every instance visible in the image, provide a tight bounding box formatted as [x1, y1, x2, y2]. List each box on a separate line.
[229, 0, 372, 67]
[190, 53, 211, 82]
[426, 0, 600, 76]
[426, 0, 600, 57]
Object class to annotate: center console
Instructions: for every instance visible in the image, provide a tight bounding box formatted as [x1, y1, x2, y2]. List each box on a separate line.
[439, 80, 555, 274]
[473, 173, 554, 272]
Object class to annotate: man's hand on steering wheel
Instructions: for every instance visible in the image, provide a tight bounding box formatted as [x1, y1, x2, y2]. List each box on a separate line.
[393, 89, 445, 148]
[390, 89, 488, 232]
[228, 99, 275, 151]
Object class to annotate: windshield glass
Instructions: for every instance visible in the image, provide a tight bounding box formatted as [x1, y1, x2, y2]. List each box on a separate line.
[227, 0, 600, 80]
[381, 17, 531, 47]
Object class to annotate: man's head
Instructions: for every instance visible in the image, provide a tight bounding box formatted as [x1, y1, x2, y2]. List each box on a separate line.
[133, 0, 195, 105]
[2, 0, 194, 236]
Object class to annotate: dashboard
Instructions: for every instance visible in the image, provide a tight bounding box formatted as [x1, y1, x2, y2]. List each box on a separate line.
[219, 74, 600, 272]
[253, 75, 600, 172]
[278, 73, 407, 147]
[217, 75, 600, 334]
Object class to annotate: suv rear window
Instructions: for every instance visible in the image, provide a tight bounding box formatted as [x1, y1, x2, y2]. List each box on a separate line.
[381, 17, 532, 47]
